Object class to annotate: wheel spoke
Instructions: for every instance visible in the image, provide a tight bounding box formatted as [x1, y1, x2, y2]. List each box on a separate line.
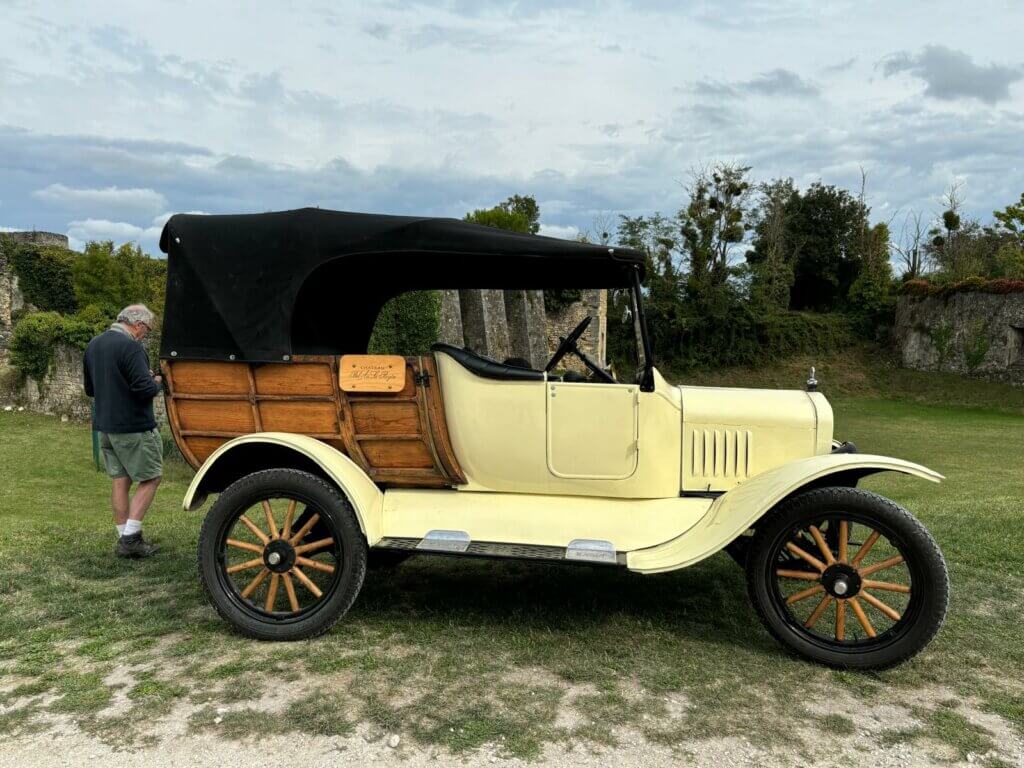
[226, 538, 264, 555]
[240, 568, 270, 599]
[282, 573, 300, 612]
[838, 520, 849, 563]
[861, 578, 910, 594]
[809, 525, 836, 565]
[238, 514, 270, 544]
[848, 597, 877, 637]
[265, 573, 280, 612]
[262, 500, 279, 539]
[785, 542, 827, 572]
[291, 565, 323, 598]
[294, 537, 335, 556]
[850, 530, 880, 566]
[835, 599, 846, 641]
[786, 584, 825, 605]
[282, 500, 297, 541]
[227, 556, 264, 574]
[858, 555, 904, 577]
[776, 568, 820, 581]
[296, 556, 335, 574]
[860, 590, 901, 622]
[290, 513, 321, 545]
[804, 595, 833, 629]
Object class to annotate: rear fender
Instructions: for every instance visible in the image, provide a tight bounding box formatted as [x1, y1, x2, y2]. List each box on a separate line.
[182, 432, 384, 545]
[627, 454, 942, 574]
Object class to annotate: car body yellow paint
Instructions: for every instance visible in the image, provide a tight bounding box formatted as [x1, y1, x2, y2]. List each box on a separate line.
[182, 432, 385, 545]
[184, 355, 942, 575]
[627, 453, 943, 574]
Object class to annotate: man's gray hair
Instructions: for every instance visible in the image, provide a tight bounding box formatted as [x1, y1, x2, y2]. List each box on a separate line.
[116, 304, 155, 327]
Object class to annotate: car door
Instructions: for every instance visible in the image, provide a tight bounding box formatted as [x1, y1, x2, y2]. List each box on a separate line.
[546, 380, 639, 480]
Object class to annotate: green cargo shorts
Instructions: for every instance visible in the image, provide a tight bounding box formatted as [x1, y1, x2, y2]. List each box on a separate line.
[99, 428, 163, 482]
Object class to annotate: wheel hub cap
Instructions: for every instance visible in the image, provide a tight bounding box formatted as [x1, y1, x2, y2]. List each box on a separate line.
[821, 562, 862, 599]
[263, 539, 297, 573]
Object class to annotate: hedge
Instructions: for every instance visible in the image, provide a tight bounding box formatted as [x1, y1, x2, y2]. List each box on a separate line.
[900, 277, 1024, 297]
[367, 291, 441, 355]
[9, 311, 107, 380]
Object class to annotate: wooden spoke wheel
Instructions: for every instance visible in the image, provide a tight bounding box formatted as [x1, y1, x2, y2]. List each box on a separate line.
[198, 469, 367, 640]
[746, 487, 948, 670]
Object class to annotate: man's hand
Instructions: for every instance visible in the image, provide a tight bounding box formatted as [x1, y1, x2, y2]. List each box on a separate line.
[153, 374, 163, 386]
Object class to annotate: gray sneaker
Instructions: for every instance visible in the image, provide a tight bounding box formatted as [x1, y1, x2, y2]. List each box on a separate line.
[115, 532, 159, 559]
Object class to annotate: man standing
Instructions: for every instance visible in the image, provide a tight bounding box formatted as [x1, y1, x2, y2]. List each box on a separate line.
[83, 304, 163, 558]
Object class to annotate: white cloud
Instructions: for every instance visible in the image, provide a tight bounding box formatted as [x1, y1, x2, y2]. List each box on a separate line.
[33, 184, 168, 214]
[538, 223, 580, 240]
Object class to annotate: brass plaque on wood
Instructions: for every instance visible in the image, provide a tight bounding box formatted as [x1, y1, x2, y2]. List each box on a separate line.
[339, 355, 406, 392]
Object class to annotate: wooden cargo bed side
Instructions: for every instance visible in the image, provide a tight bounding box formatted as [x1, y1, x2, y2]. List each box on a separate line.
[161, 355, 465, 488]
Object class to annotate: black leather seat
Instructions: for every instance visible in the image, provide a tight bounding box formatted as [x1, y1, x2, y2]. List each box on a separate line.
[431, 343, 544, 381]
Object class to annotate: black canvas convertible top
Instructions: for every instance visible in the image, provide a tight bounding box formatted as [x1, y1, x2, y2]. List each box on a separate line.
[158, 207, 644, 362]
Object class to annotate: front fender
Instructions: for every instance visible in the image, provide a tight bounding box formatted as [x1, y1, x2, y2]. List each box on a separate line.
[626, 453, 942, 574]
[183, 432, 384, 545]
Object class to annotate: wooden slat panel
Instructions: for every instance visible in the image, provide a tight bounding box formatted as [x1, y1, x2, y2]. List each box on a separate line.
[170, 362, 250, 394]
[177, 399, 255, 433]
[255, 363, 335, 396]
[259, 401, 340, 434]
[187, 437, 230, 463]
[360, 439, 435, 469]
[351, 402, 421, 435]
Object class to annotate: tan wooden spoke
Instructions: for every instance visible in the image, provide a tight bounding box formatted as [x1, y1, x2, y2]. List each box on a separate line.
[240, 568, 270, 599]
[804, 595, 833, 629]
[860, 590, 902, 622]
[282, 499, 297, 541]
[282, 573, 300, 612]
[776, 568, 820, 581]
[290, 513, 321, 545]
[227, 556, 264, 574]
[238, 514, 270, 545]
[786, 584, 825, 605]
[861, 579, 911, 594]
[835, 598, 846, 641]
[850, 530, 880, 566]
[291, 565, 323, 598]
[809, 525, 836, 565]
[859, 555, 904, 578]
[265, 573, 280, 612]
[296, 556, 335, 574]
[838, 520, 849, 563]
[227, 538, 264, 555]
[785, 542, 827, 572]
[294, 537, 334, 556]
[262, 500, 279, 540]
[848, 597, 877, 637]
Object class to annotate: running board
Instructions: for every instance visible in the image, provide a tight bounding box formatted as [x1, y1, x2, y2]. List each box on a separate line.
[375, 535, 625, 566]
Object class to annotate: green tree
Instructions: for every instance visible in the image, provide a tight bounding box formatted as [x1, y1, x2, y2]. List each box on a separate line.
[71, 241, 167, 318]
[848, 222, 893, 316]
[678, 163, 752, 309]
[746, 179, 798, 310]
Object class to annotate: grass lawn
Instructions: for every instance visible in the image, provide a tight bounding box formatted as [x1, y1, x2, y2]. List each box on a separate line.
[1, 351, 1023, 761]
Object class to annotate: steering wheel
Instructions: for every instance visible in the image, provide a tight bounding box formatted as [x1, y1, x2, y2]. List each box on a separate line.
[545, 317, 591, 372]
[544, 317, 615, 383]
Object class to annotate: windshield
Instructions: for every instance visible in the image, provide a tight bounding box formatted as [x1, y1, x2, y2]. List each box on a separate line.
[606, 287, 646, 384]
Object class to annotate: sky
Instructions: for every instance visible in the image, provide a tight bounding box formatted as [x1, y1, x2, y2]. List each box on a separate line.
[1, 0, 1023, 255]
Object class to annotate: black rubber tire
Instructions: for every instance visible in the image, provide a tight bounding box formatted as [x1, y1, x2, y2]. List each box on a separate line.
[198, 468, 367, 641]
[746, 486, 948, 670]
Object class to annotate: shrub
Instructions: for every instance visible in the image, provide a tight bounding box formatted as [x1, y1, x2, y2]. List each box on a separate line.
[367, 291, 441, 355]
[898, 277, 1024, 297]
[4, 239, 78, 313]
[9, 311, 107, 380]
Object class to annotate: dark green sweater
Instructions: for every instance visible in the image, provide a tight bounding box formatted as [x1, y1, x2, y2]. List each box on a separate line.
[83, 328, 161, 433]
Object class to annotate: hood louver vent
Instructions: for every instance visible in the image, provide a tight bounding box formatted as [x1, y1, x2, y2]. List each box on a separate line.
[690, 428, 753, 481]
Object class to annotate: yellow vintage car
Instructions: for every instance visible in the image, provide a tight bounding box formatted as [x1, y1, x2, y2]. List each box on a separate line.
[159, 208, 948, 669]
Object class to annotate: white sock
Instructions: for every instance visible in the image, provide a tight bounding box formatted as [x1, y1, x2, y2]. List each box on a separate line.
[116, 524, 126, 537]
[123, 519, 142, 537]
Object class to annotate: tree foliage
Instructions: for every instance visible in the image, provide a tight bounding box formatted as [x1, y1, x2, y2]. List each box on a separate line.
[3, 238, 78, 314]
[71, 241, 166, 319]
[367, 290, 441, 355]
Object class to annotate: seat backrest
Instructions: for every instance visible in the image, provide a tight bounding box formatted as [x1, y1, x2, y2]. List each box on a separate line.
[431, 343, 544, 381]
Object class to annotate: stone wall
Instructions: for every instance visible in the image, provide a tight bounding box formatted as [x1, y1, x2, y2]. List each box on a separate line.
[546, 289, 607, 370]
[894, 292, 1024, 385]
